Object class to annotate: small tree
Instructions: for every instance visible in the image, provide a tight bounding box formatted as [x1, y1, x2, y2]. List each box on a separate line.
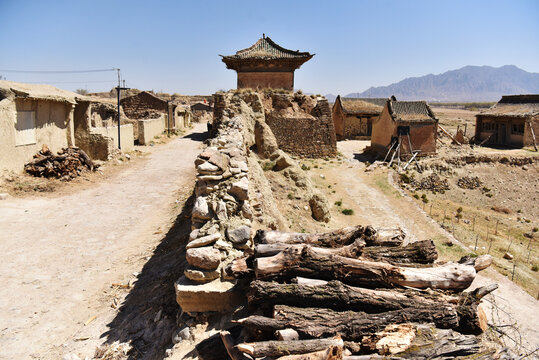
[456, 207, 463, 222]
[75, 88, 88, 95]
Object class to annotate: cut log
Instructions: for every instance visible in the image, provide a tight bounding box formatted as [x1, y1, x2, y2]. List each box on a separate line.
[236, 337, 343, 358]
[255, 226, 366, 247]
[220, 331, 251, 360]
[255, 246, 491, 291]
[343, 325, 485, 359]
[255, 226, 405, 248]
[248, 280, 459, 313]
[277, 329, 300, 341]
[224, 256, 254, 279]
[277, 345, 343, 360]
[238, 304, 460, 341]
[364, 227, 405, 247]
[362, 240, 437, 264]
[255, 240, 365, 258]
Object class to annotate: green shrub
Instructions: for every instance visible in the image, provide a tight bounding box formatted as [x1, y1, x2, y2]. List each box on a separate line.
[287, 193, 294, 200]
[301, 164, 310, 171]
[334, 200, 342, 206]
[413, 194, 420, 199]
[341, 208, 354, 215]
[532, 265, 539, 272]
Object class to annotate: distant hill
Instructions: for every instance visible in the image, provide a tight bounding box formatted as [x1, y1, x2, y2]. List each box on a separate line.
[336, 65, 539, 102]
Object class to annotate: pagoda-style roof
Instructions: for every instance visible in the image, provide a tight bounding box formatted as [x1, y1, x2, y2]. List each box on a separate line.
[220, 36, 314, 72]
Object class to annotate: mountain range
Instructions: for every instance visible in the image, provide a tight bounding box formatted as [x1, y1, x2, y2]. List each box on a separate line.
[326, 65, 539, 103]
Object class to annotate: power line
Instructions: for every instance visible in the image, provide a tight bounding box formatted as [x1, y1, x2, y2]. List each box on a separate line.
[25, 80, 117, 84]
[0, 68, 117, 74]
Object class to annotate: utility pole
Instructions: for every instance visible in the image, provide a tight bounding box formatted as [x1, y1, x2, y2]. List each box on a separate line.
[115, 69, 130, 150]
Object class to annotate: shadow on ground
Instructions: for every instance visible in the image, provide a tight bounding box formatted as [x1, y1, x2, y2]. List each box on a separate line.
[184, 129, 209, 142]
[100, 192, 195, 360]
[353, 151, 378, 164]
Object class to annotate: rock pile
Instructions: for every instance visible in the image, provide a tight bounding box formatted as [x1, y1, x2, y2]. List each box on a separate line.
[411, 173, 450, 192]
[457, 176, 482, 189]
[185, 115, 253, 283]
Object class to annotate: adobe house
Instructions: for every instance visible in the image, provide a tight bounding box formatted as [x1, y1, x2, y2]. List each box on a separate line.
[120, 91, 168, 119]
[220, 34, 314, 91]
[0, 80, 77, 172]
[332, 96, 394, 140]
[475, 94, 539, 148]
[371, 99, 438, 157]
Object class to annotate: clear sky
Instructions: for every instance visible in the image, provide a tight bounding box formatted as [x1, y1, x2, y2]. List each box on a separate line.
[1, 0, 538, 95]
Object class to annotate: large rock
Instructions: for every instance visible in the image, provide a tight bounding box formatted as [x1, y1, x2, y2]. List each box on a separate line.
[228, 177, 249, 201]
[255, 119, 279, 158]
[187, 232, 221, 250]
[272, 150, 294, 171]
[197, 161, 221, 175]
[226, 225, 251, 246]
[309, 191, 331, 223]
[186, 247, 221, 270]
[184, 267, 220, 283]
[192, 196, 211, 220]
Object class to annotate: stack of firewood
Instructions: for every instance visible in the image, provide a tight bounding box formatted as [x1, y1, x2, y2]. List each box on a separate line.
[196, 225, 514, 360]
[24, 145, 98, 180]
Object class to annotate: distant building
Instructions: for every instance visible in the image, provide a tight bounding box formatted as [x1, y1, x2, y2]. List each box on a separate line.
[220, 35, 313, 91]
[371, 100, 438, 156]
[332, 96, 394, 140]
[120, 91, 168, 119]
[475, 95, 539, 148]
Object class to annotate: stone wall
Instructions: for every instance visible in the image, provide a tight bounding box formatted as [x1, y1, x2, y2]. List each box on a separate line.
[264, 93, 337, 158]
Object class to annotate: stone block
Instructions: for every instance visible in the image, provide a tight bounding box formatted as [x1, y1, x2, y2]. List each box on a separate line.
[175, 276, 243, 313]
[186, 247, 221, 270]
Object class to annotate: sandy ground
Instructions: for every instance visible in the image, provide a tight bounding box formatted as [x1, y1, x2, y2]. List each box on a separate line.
[0, 123, 206, 360]
[332, 140, 539, 356]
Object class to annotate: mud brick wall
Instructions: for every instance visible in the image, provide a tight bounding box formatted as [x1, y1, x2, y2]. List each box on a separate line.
[265, 97, 337, 158]
[237, 72, 294, 91]
[120, 92, 167, 119]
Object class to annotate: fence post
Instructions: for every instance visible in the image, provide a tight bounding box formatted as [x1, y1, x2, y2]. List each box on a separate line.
[495, 219, 499, 235]
[472, 217, 475, 232]
[511, 261, 517, 281]
[474, 235, 479, 251]
[488, 238, 493, 254]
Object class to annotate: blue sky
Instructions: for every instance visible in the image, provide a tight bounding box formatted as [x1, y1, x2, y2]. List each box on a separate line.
[1, 0, 538, 95]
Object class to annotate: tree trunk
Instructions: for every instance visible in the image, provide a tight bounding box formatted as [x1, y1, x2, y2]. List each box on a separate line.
[255, 240, 365, 258]
[237, 305, 460, 341]
[277, 345, 343, 360]
[247, 280, 459, 313]
[255, 246, 491, 291]
[255, 226, 405, 248]
[236, 337, 343, 358]
[362, 240, 437, 264]
[220, 331, 250, 360]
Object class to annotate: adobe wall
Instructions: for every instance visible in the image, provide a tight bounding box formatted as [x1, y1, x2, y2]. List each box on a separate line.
[399, 121, 437, 156]
[332, 103, 345, 140]
[137, 116, 165, 145]
[371, 108, 395, 155]
[343, 114, 373, 140]
[0, 97, 73, 173]
[237, 71, 294, 91]
[524, 116, 539, 147]
[264, 93, 337, 158]
[92, 124, 134, 153]
[476, 115, 538, 148]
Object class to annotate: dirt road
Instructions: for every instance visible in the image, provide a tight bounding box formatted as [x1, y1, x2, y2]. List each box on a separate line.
[0, 123, 206, 359]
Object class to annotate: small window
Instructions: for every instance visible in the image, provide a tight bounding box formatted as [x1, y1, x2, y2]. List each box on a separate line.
[482, 122, 493, 131]
[15, 111, 36, 146]
[511, 123, 524, 135]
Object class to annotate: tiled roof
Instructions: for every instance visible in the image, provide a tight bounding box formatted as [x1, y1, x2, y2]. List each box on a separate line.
[479, 94, 539, 117]
[221, 36, 313, 60]
[388, 100, 437, 122]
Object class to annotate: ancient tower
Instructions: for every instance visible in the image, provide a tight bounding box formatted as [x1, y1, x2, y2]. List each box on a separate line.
[220, 35, 314, 91]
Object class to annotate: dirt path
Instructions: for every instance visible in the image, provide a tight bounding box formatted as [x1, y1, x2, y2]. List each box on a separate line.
[335, 140, 539, 356]
[0, 123, 206, 360]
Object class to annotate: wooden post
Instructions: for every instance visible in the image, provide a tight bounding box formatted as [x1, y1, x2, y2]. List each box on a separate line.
[506, 236, 513, 253]
[528, 121, 538, 151]
[474, 235, 479, 251]
[443, 210, 446, 226]
[495, 220, 499, 235]
[472, 217, 475, 232]
[511, 262, 517, 281]
[528, 237, 533, 249]
[527, 249, 531, 263]
[488, 238, 493, 254]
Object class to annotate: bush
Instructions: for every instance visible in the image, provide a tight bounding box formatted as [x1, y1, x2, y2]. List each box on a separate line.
[399, 173, 411, 184]
[341, 208, 354, 215]
[413, 194, 420, 199]
[262, 161, 275, 171]
[301, 164, 310, 171]
[287, 193, 294, 200]
[334, 200, 342, 206]
[532, 265, 539, 272]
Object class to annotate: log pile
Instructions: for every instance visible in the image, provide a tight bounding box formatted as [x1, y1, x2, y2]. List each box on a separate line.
[197, 225, 510, 360]
[24, 145, 98, 180]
